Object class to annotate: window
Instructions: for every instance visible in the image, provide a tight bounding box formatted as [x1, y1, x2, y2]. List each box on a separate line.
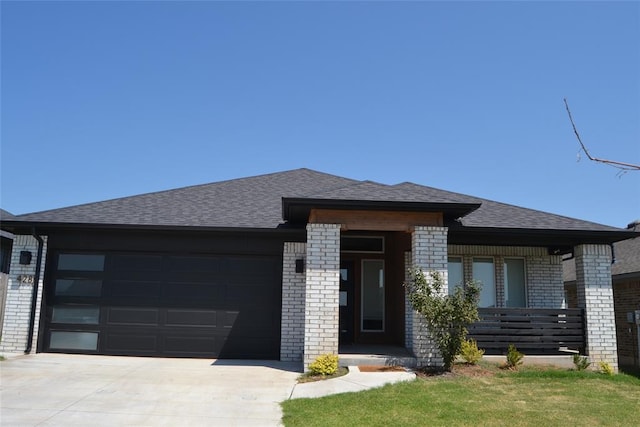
[341, 236, 384, 253]
[49, 331, 98, 351]
[52, 306, 100, 324]
[58, 254, 105, 271]
[361, 259, 384, 331]
[473, 258, 495, 307]
[504, 258, 527, 307]
[447, 256, 463, 295]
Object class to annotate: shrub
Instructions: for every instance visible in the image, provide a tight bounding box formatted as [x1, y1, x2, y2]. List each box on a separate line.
[460, 339, 485, 365]
[405, 269, 480, 371]
[599, 361, 614, 376]
[572, 354, 591, 371]
[505, 344, 524, 369]
[308, 354, 339, 376]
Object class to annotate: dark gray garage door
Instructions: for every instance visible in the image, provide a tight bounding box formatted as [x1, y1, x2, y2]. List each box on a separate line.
[43, 251, 281, 359]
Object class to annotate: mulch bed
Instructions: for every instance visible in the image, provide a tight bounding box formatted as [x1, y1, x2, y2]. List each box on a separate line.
[415, 363, 496, 379]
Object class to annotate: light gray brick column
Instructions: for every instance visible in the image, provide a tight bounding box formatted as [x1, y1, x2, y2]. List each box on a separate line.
[0, 235, 48, 354]
[303, 223, 340, 370]
[408, 226, 448, 368]
[280, 242, 306, 362]
[575, 244, 618, 371]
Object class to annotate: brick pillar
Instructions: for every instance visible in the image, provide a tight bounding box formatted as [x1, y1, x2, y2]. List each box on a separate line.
[303, 223, 340, 370]
[280, 242, 306, 362]
[0, 235, 48, 354]
[575, 244, 618, 371]
[407, 226, 448, 368]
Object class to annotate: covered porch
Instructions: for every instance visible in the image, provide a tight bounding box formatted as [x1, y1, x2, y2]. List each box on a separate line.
[280, 199, 621, 372]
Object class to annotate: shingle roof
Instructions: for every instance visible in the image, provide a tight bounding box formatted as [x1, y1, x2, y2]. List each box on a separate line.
[1, 168, 633, 235]
[8, 169, 358, 229]
[0, 209, 16, 221]
[564, 221, 640, 281]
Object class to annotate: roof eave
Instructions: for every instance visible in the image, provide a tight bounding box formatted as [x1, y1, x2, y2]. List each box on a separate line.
[0, 219, 303, 235]
[448, 225, 639, 248]
[281, 197, 481, 223]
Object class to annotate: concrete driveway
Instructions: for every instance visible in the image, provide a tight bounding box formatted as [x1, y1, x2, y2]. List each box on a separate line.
[0, 353, 301, 426]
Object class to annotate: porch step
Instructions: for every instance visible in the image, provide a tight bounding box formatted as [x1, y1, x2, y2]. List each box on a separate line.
[338, 345, 417, 368]
[338, 353, 417, 368]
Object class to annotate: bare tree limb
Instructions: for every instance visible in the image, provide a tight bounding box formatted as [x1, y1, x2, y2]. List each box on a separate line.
[563, 98, 640, 171]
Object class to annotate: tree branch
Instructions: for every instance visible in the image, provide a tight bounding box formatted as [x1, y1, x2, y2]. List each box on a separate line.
[563, 98, 640, 171]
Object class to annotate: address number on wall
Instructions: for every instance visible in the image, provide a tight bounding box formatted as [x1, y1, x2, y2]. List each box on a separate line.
[17, 275, 35, 285]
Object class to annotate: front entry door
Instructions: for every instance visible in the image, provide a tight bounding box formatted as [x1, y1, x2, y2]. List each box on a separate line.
[339, 261, 354, 345]
[339, 258, 388, 345]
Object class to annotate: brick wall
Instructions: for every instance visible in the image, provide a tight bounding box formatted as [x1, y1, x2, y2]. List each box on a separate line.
[408, 226, 448, 367]
[449, 245, 563, 308]
[280, 242, 306, 362]
[303, 223, 340, 370]
[0, 235, 48, 354]
[575, 244, 618, 371]
[612, 278, 640, 367]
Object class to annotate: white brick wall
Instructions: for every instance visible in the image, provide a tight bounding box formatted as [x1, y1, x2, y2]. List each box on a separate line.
[407, 226, 448, 368]
[280, 242, 306, 362]
[0, 235, 48, 354]
[575, 244, 618, 371]
[526, 255, 564, 308]
[303, 224, 340, 370]
[449, 245, 563, 308]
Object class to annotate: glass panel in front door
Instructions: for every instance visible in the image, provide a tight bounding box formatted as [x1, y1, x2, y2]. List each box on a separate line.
[361, 259, 384, 332]
[339, 261, 354, 344]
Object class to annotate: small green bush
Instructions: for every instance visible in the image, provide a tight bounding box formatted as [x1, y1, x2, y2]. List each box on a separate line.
[505, 344, 524, 369]
[599, 361, 614, 376]
[572, 354, 591, 371]
[308, 354, 339, 376]
[460, 339, 485, 364]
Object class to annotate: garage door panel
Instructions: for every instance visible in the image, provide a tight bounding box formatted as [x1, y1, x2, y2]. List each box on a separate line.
[110, 281, 162, 298]
[223, 257, 276, 274]
[111, 254, 163, 272]
[105, 332, 158, 354]
[225, 284, 273, 301]
[107, 307, 159, 326]
[163, 282, 224, 302]
[110, 268, 164, 281]
[230, 310, 276, 333]
[219, 336, 278, 359]
[167, 256, 221, 273]
[222, 311, 239, 328]
[163, 335, 217, 355]
[166, 309, 217, 327]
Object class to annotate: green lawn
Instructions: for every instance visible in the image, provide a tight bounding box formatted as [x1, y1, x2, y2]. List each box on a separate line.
[282, 365, 640, 427]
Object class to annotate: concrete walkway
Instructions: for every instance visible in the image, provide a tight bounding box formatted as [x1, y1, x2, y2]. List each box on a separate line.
[1, 354, 416, 426]
[289, 366, 416, 399]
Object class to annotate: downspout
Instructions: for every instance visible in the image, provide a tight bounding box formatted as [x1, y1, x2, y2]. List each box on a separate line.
[25, 229, 44, 354]
[610, 243, 616, 265]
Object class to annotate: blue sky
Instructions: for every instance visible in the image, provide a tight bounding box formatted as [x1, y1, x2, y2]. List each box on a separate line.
[1, 1, 639, 228]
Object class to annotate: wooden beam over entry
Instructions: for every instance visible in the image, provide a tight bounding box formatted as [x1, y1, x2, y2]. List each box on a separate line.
[308, 209, 443, 232]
